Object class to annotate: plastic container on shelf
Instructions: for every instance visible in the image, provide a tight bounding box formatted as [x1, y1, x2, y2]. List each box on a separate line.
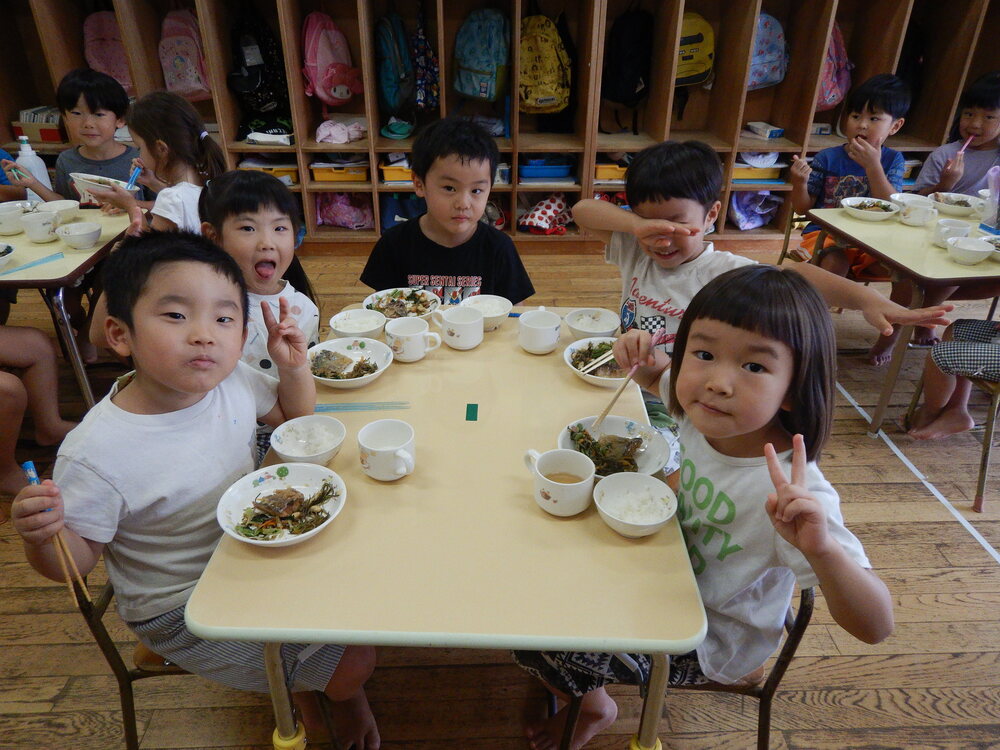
[312, 165, 370, 182]
[14, 136, 53, 202]
[731, 164, 784, 179]
[380, 163, 413, 182]
[594, 163, 627, 180]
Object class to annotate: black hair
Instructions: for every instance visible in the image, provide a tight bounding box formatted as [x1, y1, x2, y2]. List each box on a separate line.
[625, 141, 722, 212]
[56, 68, 130, 119]
[667, 265, 836, 462]
[410, 117, 499, 181]
[845, 74, 911, 120]
[950, 71, 1000, 142]
[103, 231, 248, 330]
[127, 91, 227, 182]
[198, 170, 317, 304]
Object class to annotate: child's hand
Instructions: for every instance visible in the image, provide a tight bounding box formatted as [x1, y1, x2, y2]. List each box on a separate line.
[263, 297, 308, 370]
[131, 157, 168, 192]
[1, 158, 39, 189]
[764, 435, 832, 558]
[845, 136, 882, 172]
[88, 183, 137, 213]
[862, 299, 954, 337]
[633, 216, 699, 252]
[789, 155, 812, 185]
[10, 480, 64, 547]
[938, 152, 965, 191]
[613, 329, 656, 369]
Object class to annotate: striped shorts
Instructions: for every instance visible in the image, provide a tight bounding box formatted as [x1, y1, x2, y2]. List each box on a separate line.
[511, 650, 706, 697]
[130, 606, 345, 693]
[931, 319, 1000, 382]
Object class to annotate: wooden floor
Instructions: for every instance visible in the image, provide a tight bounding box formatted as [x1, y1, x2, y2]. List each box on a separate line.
[2, 242, 999, 749]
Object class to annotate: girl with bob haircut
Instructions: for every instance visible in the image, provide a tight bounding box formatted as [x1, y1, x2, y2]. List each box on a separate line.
[512, 265, 893, 750]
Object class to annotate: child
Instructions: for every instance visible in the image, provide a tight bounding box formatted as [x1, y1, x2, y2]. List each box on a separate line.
[1, 68, 148, 206]
[360, 117, 535, 304]
[90, 91, 226, 233]
[514, 266, 894, 750]
[789, 74, 909, 281]
[0, 325, 77, 495]
[915, 71, 1000, 197]
[200, 169, 320, 460]
[0, 146, 26, 203]
[9, 233, 379, 749]
[908, 319, 1000, 440]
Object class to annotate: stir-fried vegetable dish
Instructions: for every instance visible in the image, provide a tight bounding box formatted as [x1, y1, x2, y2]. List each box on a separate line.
[367, 288, 436, 318]
[235, 479, 338, 539]
[570, 341, 624, 378]
[569, 424, 642, 474]
[311, 350, 378, 379]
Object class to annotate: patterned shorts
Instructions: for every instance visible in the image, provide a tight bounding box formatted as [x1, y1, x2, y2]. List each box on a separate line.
[511, 650, 707, 697]
[931, 319, 1000, 382]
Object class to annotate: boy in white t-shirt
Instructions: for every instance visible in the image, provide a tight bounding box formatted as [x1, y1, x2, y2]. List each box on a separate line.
[9, 232, 380, 749]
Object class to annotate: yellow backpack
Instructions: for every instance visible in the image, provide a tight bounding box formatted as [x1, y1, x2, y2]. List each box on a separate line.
[676, 12, 714, 87]
[519, 15, 571, 113]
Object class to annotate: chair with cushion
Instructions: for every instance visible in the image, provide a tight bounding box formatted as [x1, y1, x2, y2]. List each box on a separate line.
[558, 587, 815, 750]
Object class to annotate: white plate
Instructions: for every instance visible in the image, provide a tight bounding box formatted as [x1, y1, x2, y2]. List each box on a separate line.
[309, 337, 393, 389]
[217, 463, 346, 547]
[557, 415, 679, 476]
[563, 337, 625, 388]
[363, 288, 440, 319]
[0, 244, 13, 271]
[840, 197, 899, 221]
[931, 192, 980, 216]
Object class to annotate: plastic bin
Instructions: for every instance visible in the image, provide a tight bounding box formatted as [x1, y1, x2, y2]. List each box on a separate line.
[311, 165, 370, 182]
[238, 164, 299, 183]
[731, 164, 783, 179]
[595, 163, 627, 180]
[380, 163, 413, 181]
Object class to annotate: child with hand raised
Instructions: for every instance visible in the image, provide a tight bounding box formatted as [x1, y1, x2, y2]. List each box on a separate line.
[513, 265, 892, 750]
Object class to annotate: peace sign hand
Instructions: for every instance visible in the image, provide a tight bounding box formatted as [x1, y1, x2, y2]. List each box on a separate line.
[262, 297, 308, 371]
[764, 434, 832, 557]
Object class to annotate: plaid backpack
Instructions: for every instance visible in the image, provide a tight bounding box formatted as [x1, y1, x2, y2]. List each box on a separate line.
[816, 23, 852, 112]
[158, 9, 212, 102]
[519, 14, 571, 114]
[454, 9, 510, 102]
[747, 13, 788, 91]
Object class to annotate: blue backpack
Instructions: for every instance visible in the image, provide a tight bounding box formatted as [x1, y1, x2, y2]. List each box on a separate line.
[747, 13, 788, 91]
[454, 9, 509, 102]
[376, 12, 414, 116]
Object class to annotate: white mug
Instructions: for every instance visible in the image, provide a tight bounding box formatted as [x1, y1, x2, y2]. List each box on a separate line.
[524, 448, 596, 517]
[0, 205, 24, 236]
[358, 419, 415, 481]
[431, 305, 484, 350]
[518, 307, 562, 354]
[21, 211, 59, 243]
[385, 317, 441, 362]
[901, 204, 938, 226]
[933, 218, 971, 248]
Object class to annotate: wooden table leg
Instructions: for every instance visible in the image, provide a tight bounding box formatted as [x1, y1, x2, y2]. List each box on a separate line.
[263, 642, 306, 750]
[867, 282, 926, 437]
[630, 653, 668, 750]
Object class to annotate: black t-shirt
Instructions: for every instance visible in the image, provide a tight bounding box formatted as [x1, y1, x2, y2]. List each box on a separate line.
[360, 216, 535, 305]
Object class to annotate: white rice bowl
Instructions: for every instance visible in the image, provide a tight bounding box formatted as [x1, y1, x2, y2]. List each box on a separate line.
[594, 473, 677, 538]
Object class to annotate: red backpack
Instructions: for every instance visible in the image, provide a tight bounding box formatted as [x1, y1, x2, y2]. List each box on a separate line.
[158, 10, 212, 102]
[816, 23, 852, 112]
[301, 11, 363, 108]
[83, 11, 134, 97]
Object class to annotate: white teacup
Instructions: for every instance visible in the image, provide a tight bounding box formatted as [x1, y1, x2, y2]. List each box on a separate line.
[385, 317, 441, 362]
[933, 218, 971, 248]
[358, 419, 415, 481]
[524, 448, 596, 517]
[21, 211, 59, 243]
[431, 305, 484, 350]
[518, 307, 562, 354]
[901, 204, 938, 226]
[0, 205, 24, 236]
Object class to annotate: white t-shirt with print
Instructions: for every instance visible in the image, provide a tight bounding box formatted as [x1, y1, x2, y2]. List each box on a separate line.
[606, 235, 755, 353]
[56, 362, 277, 622]
[244, 283, 320, 376]
[659, 401, 871, 684]
[151, 181, 203, 233]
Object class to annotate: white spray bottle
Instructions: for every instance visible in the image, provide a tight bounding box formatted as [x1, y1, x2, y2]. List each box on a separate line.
[14, 136, 53, 202]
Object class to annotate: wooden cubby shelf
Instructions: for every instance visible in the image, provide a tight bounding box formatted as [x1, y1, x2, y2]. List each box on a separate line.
[3, 0, 993, 245]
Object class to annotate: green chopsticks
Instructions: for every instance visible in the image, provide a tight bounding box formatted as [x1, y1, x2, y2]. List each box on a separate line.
[315, 401, 410, 413]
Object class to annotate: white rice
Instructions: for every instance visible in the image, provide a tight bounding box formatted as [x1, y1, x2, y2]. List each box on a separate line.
[335, 314, 379, 332]
[572, 311, 614, 331]
[467, 297, 508, 316]
[600, 487, 670, 524]
[278, 423, 338, 456]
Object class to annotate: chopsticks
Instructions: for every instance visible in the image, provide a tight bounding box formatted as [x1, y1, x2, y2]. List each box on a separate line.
[125, 165, 141, 191]
[22, 462, 91, 605]
[580, 348, 618, 374]
[958, 135, 975, 155]
[591, 363, 640, 433]
[315, 401, 410, 412]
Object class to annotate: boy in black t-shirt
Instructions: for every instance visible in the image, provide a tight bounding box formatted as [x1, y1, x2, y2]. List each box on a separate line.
[360, 118, 535, 304]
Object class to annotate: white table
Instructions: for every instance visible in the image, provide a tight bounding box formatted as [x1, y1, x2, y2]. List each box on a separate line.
[186, 308, 707, 749]
[0, 210, 128, 407]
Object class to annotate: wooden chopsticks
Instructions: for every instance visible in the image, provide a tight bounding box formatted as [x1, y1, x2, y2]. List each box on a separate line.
[591, 363, 641, 433]
[580, 348, 619, 374]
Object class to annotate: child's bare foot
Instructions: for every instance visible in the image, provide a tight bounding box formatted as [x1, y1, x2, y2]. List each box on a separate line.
[35, 419, 77, 447]
[867, 335, 897, 367]
[524, 689, 617, 750]
[327, 688, 380, 749]
[909, 408, 975, 440]
[0, 464, 28, 496]
[906, 405, 939, 434]
[911, 327, 940, 347]
[292, 691, 330, 743]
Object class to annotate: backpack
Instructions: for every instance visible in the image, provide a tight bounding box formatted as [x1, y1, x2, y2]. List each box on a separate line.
[302, 12, 364, 108]
[454, 9, 510, 102]
[316, 192, 374, 230]
[601, 6, 654, 109]
[747, 13, 788, 91]
[410, 6, 439, 110]
[676, 12, 714, 87]
[227, 9, 290, 116]
[519, 14, 571, 114]
[158, 9, 212, 102]
[376, 12, 415, 116]
[816, 23, 852, 112]
[83, 11, 134, 97]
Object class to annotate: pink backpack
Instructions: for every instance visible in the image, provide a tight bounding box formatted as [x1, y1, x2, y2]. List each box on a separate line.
[83, 11, 134, 97]
[302, 11, 363, 108]
[816, 23, 852, 112]
[159, 9, 212, 102]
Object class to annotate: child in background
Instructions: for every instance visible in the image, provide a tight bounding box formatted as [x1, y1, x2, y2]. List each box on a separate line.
[10, 232, 380, 749]
[789, 74, 909, 283]
[0, 147, 26, 203]
[514, 266, 894, 750]
[361, 117, 535, 304]
[91, 91, 226, 232]
[915, 71, 1000, 197]
[199, 169, 320, 461]
[0, 326, 77, 495]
